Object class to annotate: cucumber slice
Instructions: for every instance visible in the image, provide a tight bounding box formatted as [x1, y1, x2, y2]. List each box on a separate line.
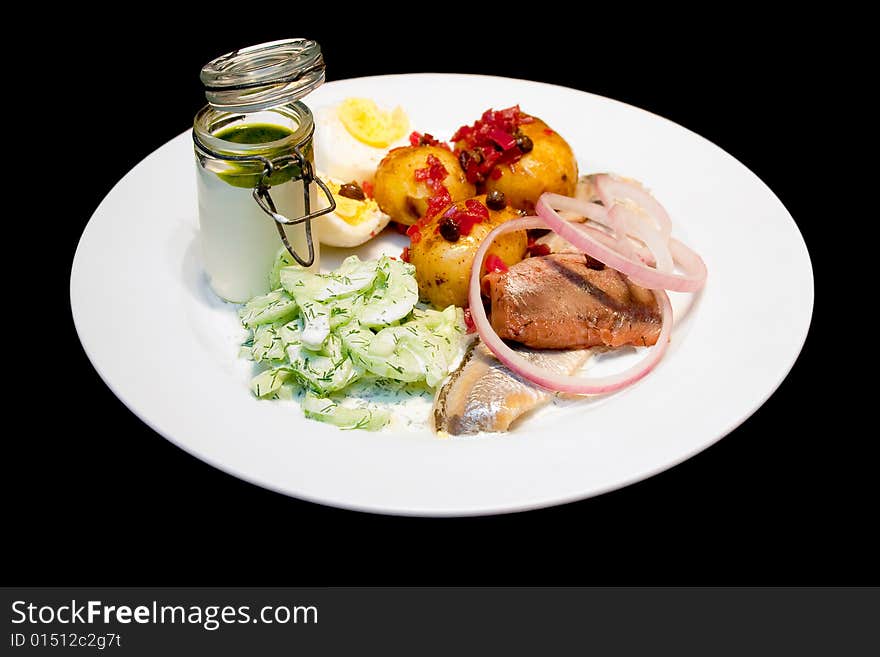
[302, 393, 389, 431]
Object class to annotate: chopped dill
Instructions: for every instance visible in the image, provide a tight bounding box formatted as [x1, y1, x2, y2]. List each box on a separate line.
[241, 255, 465, 430]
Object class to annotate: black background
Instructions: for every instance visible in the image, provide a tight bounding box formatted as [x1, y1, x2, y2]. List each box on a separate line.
[10, 13, 869, 585]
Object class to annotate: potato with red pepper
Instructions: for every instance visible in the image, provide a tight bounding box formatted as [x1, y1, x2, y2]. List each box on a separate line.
[409, 195, 527, 309]
[373, 146, 475, 226]
[458, 115, 578, 212]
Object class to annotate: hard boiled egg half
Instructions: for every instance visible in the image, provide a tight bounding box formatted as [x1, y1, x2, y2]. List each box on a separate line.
[315, 175, 391, 247]
[314, 98, 410, 183]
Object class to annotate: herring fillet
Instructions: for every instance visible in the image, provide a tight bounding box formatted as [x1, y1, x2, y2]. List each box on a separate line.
[485, 253, 662, 350]
[433, 341, 592, 435]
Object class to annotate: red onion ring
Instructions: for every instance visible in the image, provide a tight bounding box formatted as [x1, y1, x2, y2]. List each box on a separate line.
[596, 174, 672, 237]
[544, 194, 608, 223]
[545, 194, 638, 259]
[468, 217, 673, 395]
[571, 222, 702, 278]
[611, 204, 674, 273]
[536, 194, 707, 293]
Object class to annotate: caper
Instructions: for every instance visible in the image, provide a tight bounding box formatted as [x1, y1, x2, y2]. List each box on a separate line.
[338, 182, 365, 201]
[486, 190, 506, 210]
[439, 217, 461, 242]
[516, 134, 533, 153]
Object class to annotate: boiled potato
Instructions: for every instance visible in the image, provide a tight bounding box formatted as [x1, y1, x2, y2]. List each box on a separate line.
[479, 117, 577, 212]
[373, 146, 475, 226]
[409, 195, 527, 308]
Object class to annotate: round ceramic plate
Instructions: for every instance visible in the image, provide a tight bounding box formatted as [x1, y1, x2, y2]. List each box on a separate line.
[70, 74, 813, 516]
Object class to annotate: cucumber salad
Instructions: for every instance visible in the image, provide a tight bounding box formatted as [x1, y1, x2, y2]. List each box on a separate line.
[239, 253, 470, 430]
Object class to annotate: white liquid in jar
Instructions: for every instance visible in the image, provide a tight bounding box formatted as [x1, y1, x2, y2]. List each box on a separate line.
[197, 163, 320, 303]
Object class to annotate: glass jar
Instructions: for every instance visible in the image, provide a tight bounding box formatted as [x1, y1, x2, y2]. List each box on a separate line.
[192, 39, 334, 303]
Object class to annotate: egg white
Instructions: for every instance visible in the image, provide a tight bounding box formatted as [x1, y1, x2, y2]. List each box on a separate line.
[314, 174, 391, 248]
[313, 105, 410, 184]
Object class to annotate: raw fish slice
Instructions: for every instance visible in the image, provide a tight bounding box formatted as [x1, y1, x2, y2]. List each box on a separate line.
[433, 341, 591, 435]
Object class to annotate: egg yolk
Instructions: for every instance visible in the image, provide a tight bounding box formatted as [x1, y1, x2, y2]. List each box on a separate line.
[328, 181, 380, 226]
[338, 98, 409, 148]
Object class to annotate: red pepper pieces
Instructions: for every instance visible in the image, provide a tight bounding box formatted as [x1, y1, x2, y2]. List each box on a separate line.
[435, 198, 489, 241]
[484, 253, 509, 274]
[463, 307, 476, 334]
[409, 131, 451, 149]
[451, 105, 531, 185]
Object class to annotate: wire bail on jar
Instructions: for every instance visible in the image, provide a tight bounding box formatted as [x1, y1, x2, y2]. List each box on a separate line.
[192, 131, 335, 267]
[194, 39, 334, 267]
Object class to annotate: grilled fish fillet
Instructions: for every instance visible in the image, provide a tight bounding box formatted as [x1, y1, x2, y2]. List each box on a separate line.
[485, 253, 661, 350]
[433, 341, 592, 435]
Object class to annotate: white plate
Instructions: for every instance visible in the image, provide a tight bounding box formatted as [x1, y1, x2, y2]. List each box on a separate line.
[70, 74, 813, 516]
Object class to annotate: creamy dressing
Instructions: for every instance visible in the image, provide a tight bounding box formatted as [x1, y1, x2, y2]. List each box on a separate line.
[269, 379, 434, 432]
[363, 334, 471, 432]
[344, 379, 435, 432]
[197, 166, 318, 303]
[259, 335, 473, 433]
[196, 121, 320, 304]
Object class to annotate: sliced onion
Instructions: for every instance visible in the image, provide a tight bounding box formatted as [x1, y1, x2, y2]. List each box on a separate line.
[469, 217, 673, 395]
[544, 194, 638, 259]
[611, 204, 674, 273]
[543, 194, 608, 223]
[536, 194, 707, 293]
[596, 174, 672, 237]
[572, 220, 700, 278]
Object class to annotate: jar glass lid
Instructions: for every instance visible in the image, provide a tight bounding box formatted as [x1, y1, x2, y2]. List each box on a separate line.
[200, 39, 325, 112]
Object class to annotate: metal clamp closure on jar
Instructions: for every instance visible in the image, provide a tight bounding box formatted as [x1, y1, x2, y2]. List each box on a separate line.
[193, 39, 334, 267]
[192, 130, 334, 266]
